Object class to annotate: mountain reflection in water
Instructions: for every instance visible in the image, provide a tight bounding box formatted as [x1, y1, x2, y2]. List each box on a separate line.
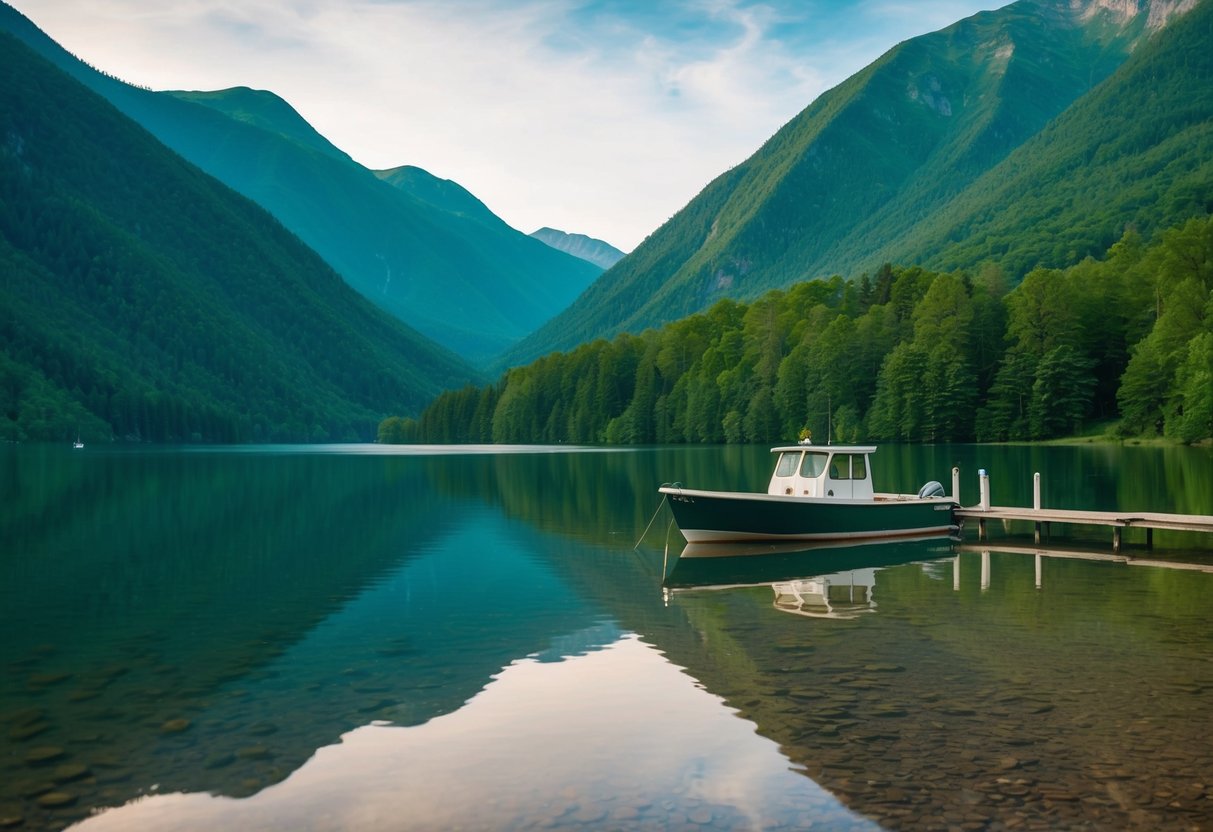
[64, 636, 874, 832]
[3, 444, 1213, 831]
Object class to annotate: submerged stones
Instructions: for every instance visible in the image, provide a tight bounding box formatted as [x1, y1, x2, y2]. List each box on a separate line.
[27, 672, 72, 689]
[160, 718, 192, 734]
[35, 791, 76, 809]
[52, 763, 91, 783]
[9, 721, 50, 741]
[23, 746, 66, 766]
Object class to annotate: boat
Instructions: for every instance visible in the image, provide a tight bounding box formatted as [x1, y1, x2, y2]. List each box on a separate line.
[658, 443, 957, 544]
[73, 434, 84, 449]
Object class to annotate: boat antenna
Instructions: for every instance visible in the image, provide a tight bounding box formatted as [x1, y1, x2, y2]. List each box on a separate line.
[827, 392, 832, 445]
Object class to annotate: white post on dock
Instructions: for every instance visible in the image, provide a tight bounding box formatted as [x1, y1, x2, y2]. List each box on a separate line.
[1033, 472, 1042, 544]
[977, 469, 990, 540]
[952, 467, 960, 502]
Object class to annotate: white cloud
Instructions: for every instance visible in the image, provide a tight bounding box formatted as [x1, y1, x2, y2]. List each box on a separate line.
[11, 0, 999, 250]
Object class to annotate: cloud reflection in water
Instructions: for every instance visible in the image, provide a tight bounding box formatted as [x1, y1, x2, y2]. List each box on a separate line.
[69, 635, 875, 831]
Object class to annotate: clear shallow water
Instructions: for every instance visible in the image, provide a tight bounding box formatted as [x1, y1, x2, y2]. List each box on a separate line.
[2, 443, 1213, 831]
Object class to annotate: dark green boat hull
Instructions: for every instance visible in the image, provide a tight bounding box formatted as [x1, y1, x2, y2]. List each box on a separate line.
[658, 487, 957, 543]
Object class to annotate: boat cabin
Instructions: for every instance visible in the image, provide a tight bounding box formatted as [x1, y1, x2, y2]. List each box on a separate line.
[767, 444, 876, 500]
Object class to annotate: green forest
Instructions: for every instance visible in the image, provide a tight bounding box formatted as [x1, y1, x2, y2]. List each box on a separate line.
[0, 32, 478, 444]
[383, 214, 1213, 446]
[502, 0, 1213, 369]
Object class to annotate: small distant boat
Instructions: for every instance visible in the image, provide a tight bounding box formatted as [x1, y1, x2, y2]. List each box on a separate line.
[73, 435, 84, 449]
[658, 443, 957, 544]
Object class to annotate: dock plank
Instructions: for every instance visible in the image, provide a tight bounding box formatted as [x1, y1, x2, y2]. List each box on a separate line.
[954, 506, 1213, 533]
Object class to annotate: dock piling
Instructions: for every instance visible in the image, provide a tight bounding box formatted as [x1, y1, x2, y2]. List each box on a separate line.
[977, 469, 990, 540]
[1033, 472, 1041, 544]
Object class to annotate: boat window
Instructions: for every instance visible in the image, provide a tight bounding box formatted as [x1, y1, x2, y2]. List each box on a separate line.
[799, 452, 828, 478]
[774, 452, 801, 477]
[827, 454, 867, 480]
[828, 455, 844, 479]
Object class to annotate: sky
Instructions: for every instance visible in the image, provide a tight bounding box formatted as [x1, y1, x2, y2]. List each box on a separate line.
[13, 0, 1000, 252]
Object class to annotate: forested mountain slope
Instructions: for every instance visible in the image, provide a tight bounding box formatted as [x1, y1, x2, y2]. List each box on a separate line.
[0, 32, 478, 443]
[389, 214, 1213, 446]
[0, 2, 602, 365]
[878, 0, 1213, 276]
[504, 0, 1205, 368]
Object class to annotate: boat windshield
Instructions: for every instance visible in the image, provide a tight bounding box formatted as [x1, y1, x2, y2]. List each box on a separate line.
[774, 452, 801, 477]
[828, 454, 868, 480]
[799, 452, 829, 478]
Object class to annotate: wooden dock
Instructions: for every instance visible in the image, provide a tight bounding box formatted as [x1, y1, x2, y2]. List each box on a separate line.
[950, 469, 1213, 552]
[953, 506, 1213, 551]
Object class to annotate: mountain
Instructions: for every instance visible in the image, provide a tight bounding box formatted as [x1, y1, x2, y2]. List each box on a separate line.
[168, 86, 354, 165]
[873, 0, 1213, 276]
[373, 164, 501, 226]
[530, 228, 626, 270]
[503, 0, 1208, 368]
[0, 31, 479, 443]
[0, 3, 602, 366]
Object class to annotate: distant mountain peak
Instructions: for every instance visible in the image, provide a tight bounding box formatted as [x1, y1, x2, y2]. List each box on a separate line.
[165, 86, 354, 164]
[374, 165, 499, 225]
[1070, 0, 1198, 30]
[530, 228, 625, 271]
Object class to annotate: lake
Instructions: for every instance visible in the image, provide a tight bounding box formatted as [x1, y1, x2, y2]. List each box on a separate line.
[2, 442, 1213, 831]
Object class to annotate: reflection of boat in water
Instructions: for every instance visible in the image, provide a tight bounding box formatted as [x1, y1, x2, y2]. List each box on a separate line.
[659, 443, 956, 543]
[663, 535, 957, 619]
[772, 573, 879, 619]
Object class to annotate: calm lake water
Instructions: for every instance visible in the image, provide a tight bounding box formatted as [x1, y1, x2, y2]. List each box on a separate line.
[3, 442, 1213, 831]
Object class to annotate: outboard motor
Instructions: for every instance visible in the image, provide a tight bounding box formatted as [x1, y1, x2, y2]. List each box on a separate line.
[917, 480, 946, 499]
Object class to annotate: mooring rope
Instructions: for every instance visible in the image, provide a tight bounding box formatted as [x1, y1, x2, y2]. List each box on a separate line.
[661, 515, 675, 577]
[634, 490, 670, 550]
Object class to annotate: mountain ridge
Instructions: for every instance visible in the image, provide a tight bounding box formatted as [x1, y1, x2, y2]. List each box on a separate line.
[530, 228, 626, 270]
[501, 0, 1207, 369]
[0, 30, 478, 442]
[0, 1, 601, 366]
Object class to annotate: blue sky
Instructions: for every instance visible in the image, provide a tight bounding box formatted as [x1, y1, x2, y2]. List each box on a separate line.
[14, 0, 1001, 250]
